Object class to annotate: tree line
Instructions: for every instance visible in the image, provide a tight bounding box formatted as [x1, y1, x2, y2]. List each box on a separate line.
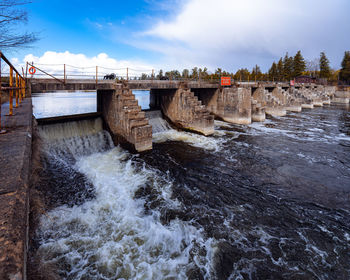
[139, 51, 350, 85]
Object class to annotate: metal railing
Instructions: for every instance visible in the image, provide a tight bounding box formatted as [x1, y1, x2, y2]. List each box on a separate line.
[0, 52, 26, 134]
[24, 62, 156, 83]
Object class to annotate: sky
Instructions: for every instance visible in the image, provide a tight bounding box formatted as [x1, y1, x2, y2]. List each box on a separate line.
[7, 0, 350, 75]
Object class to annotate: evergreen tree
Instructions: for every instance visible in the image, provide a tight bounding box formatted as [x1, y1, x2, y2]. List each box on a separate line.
[182, 69, 189, 78]
[319, 52, 331, 79]
[191, 67, 199, 79]
[157, 69, 164, 79]
[268, 62, 278, 81]
[283, 53, 294, 81]
[277, 58, 284, 81]
[340, 51, 350, 83]
[251, 65, 262, 81]
[234, 68, 250, 81]
[293, 50, 306, 77]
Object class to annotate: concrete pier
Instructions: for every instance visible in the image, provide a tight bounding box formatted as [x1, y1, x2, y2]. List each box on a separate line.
[97, 86, 152, 152]
[251, 86, 266, 122]
[193, 87, 252, 125]
[152, 88, 214, 135]
[331, 91, 350, 104]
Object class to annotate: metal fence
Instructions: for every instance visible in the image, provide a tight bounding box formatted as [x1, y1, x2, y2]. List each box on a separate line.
[0, 52, 26, 134]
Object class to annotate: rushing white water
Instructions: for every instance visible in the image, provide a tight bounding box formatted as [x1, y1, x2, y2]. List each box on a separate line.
[145, 110, 171, 133]
[37, 118, 215, 279]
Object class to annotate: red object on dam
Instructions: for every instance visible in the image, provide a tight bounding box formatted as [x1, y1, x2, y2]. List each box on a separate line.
[221, 77, 231, 86]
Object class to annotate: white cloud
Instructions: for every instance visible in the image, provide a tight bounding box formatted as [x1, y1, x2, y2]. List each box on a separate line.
[19, 51, 155, 78]
[136, 0, 350, 71]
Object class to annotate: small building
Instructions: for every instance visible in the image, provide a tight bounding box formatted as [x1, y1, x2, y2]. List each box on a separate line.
[295, 75, 316, 84]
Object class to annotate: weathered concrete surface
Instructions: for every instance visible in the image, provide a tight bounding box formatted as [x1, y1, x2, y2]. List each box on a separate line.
[159, 88, 214, 135]
[264, 87, 287, 117]
[285, 105, 302, 112]
[29, 78, 292, 93]
[265, 107, 287, 117]
[97, 86, 152, 152]
[332, 91, 350, 104]
[302, 103, 314, 109]
[251, 87, 266, 122]
[209, 87, 252, 125]
[0, 98, 32, 280]
[29, 78, 116, 93]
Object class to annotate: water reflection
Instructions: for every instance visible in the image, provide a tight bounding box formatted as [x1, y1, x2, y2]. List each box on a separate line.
[32, 90, 151, 119]
[32, 91, 96, 118]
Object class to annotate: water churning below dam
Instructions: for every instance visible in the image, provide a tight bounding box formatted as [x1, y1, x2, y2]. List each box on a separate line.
[30, 105, 350, 279]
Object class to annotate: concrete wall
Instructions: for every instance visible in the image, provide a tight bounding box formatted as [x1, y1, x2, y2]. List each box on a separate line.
[97, 87, 152, 152]
[153, 88, 214, 135]
[192, 87, 251, 125]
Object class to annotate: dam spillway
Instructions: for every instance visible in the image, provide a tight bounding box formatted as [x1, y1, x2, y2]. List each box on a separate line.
[1, 82, 350, 279]
[27, 95, 350, 279]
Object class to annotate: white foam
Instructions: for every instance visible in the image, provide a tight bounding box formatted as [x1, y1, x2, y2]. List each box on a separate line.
[153, 129, 223, 152]
[37, 146, 215, 279]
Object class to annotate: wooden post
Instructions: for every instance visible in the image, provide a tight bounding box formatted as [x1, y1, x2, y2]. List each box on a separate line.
[8, 67, 13, 115]
[126, 67, 129, 81]
[15, 73, 18, 108]
[152, 69, 154, 81]
[64, 64, 66, 84]
[96, 66, 98, 85]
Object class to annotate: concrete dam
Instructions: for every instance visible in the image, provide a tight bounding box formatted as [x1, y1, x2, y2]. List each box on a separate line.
[30, 79, 341, 152]
[1, 78, 350, 279]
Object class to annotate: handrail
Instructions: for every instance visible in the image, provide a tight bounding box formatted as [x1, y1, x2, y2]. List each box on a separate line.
[27, 62, 65, 84]
[0, 51, 27, 134]
[0, 51, 24, 80]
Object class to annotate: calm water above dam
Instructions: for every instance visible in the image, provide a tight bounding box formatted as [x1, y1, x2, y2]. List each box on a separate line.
[32, 90, 149, 118]
[31, 92, 350, 279]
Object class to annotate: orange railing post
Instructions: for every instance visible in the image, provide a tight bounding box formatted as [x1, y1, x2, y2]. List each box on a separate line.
[22, 78, 26, 99]
[0, 53, 5, 134]
[8, 67, 13, 115]
[0, 52, 27, 134]
[18, 74, 22, 104]
[16, 73, 20, 106]
[21, 68, 26, 98]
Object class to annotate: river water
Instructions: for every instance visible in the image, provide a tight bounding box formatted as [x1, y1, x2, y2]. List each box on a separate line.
[31, 92, 350, 279]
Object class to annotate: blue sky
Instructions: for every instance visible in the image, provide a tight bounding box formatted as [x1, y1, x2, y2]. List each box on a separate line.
[9, 0, 350, 73]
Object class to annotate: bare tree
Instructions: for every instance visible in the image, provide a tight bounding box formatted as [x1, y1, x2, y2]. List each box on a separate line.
[305, 58, 319, 77]
[0, 0, 38, 50]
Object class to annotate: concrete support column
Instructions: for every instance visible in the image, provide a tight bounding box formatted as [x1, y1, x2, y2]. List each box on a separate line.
[97, 86, 152, 152]
[251, 86, 266, 122]
[160, 88, 214, 135]
[214, 87, 252, 125]
[265, 87, 287, 117]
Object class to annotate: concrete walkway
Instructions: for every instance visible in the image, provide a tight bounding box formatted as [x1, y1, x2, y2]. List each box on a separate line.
[0, 98, 32, 280]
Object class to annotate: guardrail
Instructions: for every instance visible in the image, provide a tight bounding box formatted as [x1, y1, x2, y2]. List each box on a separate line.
[0, 52, 26, 134]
